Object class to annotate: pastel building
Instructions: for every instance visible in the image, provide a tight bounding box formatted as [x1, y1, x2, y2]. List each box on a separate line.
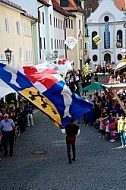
[87, 0, 126, 66]
[0, 0, 37, 67]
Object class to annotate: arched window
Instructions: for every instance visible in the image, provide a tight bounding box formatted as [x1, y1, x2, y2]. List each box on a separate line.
[117, 54, 122, 61]
[92, 55, 98, 62]
[92, 31, 98, 49]
[116, 30, 123, 48]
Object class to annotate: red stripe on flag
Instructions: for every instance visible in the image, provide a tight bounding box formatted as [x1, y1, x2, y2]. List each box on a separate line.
[23, 67, 58, 89]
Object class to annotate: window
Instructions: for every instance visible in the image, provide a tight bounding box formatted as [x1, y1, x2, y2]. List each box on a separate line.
[56, 18, 57, 28]
[60, 0, 68, 7]
[117, 54, 122, 61]
[71, 20, 73, 29]
[51, 38, 53, 49]
[92, 31, 98, 49]
[116, 30, 123, 48]
[40, 37, 42, 49]
[19, 47, 23, 60]
[85, 24, 89, 37]
[5, 18, 9, 32]
[54, 17, 55, 27]
[57, 39, 59, 49]
[79, 19, 81, 30]
[16, 21, 20, 34]
[42, 12, 45, 24]
[50, 14, 52, 25]
[104, 16, 109, 22]
[93, 55, 98, 62]
[43, 37, 46, 49]
[24, 23, 26, 36]
[54, 39, 56, 49]
[69, 19, 71, 28]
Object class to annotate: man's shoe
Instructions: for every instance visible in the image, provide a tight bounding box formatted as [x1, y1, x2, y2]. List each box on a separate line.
[69, 160, 72, 164]
[72, 158, 75, 161]
[9, 154, 13, 157]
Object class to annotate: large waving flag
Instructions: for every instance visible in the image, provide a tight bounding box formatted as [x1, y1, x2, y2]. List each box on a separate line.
[38, 60, 73, 78]
[19, 64, 93, 126]
[0, 63, 61, 126]
[0, 63, 93, 127]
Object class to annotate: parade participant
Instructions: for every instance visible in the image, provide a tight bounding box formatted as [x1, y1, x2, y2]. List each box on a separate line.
[0, 114, 16, 156]
[117, 114, 126, 147]
[24, 102, 34, 127]
[61, 117, 80, 164]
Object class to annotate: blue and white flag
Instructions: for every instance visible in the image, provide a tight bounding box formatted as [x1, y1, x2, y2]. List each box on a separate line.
[0, 63, 93, 127]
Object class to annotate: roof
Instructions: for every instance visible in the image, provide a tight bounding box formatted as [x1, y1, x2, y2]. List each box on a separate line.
[53, 3, 76, 17]
[52, 0, 84, 14]
[21, 13, 38, 22]
[37, 0, 51, 7]
[115, 0, 126, 10]
[84, 0, 99, 19]
[0, 0, 25, 12]
[0, 0, 38, 21]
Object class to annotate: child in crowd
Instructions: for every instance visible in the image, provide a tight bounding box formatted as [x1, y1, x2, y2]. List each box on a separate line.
[117, 114, 126, 147]
[105, 119, 110, 140]
[99, 114, 106, 138]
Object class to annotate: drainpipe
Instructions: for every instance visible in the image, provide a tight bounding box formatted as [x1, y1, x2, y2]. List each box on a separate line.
[38, 5, 44, 60]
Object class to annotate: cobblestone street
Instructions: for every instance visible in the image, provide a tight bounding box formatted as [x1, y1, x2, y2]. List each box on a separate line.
[0, 108, 126, 190]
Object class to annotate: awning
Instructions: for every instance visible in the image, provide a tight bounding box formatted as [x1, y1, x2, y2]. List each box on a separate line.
[102, 83, 126, 90]
[115, 62, 126, 71]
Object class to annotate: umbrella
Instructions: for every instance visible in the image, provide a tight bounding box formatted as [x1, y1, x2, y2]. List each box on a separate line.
[80, 82, 103, 91]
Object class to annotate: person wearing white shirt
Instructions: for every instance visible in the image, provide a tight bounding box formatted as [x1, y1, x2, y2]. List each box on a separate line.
[0, 114, 16, 156]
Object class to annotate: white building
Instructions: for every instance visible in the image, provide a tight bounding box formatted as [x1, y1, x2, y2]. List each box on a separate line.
[87, 0, 126, 66]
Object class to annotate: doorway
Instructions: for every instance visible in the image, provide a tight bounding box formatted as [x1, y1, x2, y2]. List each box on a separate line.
[104, 53, 111, 63]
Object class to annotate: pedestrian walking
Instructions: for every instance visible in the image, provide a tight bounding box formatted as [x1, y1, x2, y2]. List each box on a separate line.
[0, 114, 16, 156]
[61, 117, 80, 164]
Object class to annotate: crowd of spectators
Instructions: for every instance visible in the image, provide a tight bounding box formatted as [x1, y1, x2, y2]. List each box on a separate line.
[0, 66, 126, 156]
[0, 98, 34, 152]
[64, 66, 126, 146]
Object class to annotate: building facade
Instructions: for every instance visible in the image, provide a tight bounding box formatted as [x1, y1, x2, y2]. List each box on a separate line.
[0, 0, 37, 67]
[87, 0, 126, 67]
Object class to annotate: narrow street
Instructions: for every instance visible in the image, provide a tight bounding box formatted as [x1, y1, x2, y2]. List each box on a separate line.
[0, 109, 126, 190]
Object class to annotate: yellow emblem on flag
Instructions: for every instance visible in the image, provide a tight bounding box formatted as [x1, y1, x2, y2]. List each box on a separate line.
[93, 35, 102, 45]
[19, 87, 61, 126]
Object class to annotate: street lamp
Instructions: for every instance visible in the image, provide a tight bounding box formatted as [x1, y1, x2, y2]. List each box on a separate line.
[4, 48, 12, 64]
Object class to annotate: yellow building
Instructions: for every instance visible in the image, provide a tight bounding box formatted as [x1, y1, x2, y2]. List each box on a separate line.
[0, 0, 37, 67]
